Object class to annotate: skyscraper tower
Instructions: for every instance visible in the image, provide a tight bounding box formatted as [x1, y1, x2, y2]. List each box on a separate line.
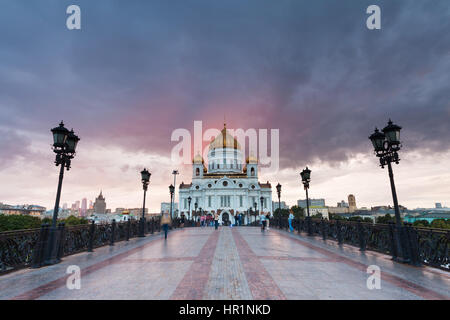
[348, 194, 357, 213]
[81, 198, 87, 217]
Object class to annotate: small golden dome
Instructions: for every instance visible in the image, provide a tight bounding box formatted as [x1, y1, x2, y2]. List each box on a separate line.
[209, 123, 241, 150]
[193, 153, 204, 164]
[246, 153, 258, 164]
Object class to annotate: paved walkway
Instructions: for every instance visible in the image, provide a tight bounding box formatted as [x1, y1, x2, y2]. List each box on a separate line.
[0, 227, 448, 300]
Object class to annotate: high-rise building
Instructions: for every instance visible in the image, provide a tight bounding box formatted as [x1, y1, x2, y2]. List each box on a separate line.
[435, 203, 442, 209]
[297, 198, 325, 208]
[348, 194, 357, 212]
[93, 191, 107, 214]
[81, 198, 87, 217]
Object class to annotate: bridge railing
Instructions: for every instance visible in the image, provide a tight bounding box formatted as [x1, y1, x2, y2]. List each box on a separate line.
[272, 217, 449, 271]
[0, 216, 164, 275]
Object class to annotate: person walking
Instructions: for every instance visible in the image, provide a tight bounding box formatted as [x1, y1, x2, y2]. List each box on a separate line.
[200, 214, 206, 227]
[161, 211, 172, 239]
[266, 213, 270, 230]
[288, 212, 294, 232]
[180, 214, 185, 228]
[214, 212, 219, 230]
[260, 212, 266, 232]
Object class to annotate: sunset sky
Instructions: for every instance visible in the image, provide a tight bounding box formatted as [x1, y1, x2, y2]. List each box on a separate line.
[1, 1, 449, 212]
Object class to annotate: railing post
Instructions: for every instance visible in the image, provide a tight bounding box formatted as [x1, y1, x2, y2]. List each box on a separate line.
[126, 219, 130, 241]
[31, 223, 50, 268]
[357, 221, 366, 251]
[405, 224, 421, 266]
[110, 219, 116, 246]
[388, 222, 398, 260]
[88, 220, 95, 251]
[321, 218, 327, 241]
[151, 217, 154, 234]
[56, 222, 65, 261]
[336, 220, 343, 245]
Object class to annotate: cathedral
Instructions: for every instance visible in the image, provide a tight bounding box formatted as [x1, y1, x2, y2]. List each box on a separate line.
[178, 124, 273, 225]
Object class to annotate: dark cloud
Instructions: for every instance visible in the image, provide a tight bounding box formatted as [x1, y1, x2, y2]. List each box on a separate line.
[0, 0, 449, 169]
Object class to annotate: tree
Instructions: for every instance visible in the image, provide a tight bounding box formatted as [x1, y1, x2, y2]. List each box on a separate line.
[290, 205, 304, 219]
[376, 214, 396, 224]
[273, 208, 289, 219]
[413, 220, 429, 228]
[430, 219, 450, 230]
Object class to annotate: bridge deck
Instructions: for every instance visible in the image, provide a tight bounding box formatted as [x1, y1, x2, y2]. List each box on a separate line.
[1, 227, 448, 300]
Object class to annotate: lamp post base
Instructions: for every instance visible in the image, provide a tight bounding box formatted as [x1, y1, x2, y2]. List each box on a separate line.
[138, 218, 146, 237]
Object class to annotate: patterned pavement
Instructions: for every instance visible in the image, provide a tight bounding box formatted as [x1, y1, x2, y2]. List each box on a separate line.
[0, 226, 448, 300]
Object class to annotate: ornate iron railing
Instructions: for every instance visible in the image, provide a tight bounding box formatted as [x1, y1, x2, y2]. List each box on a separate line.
[272, 217, 449, 270]
[0, 216, 163, 275]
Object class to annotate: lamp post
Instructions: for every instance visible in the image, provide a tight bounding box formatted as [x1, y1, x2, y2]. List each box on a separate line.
[260, 196, 264, 216]
[187, 196, 192, 221]
[369, 119, 410, 263]
[300, 167, 313, 236]
[276, 183, 282, 213]
[45, 121, 80, 265]
[139, 168, 151, 237]
[172, 170, 179, 219]
[194, 202, 198, 221]
[169, 184, 175, 223]
[254, 202, 257, 224]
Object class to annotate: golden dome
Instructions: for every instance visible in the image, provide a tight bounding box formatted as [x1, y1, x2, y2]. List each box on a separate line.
[209, 123, 241, 150]
[193, 153, 204, 164]
[246, 153, 258, 164]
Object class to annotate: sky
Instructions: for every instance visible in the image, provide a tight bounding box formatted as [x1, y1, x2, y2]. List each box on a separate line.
[0, 0, 450, 212]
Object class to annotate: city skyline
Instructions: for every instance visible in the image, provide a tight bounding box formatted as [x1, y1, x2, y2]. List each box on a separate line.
[1, 1, 449, 212]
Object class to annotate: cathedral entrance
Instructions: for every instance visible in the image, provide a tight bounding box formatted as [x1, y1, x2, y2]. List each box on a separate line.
[222, 212, 230, 226]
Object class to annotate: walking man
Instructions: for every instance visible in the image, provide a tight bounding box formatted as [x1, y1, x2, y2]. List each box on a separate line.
[260, 212, 266, 232]
[214, 212, 219, 230]
[161, 211, 172, 239]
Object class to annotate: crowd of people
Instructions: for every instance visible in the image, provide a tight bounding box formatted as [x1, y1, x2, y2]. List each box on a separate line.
[160, 211, 273, 239]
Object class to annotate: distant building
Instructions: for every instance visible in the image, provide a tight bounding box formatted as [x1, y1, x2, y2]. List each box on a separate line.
[93, 191, 107, 214]
[161, 202, 178, 214]
[81, 198, 87, 217]
[0, 204, 46, 217]
[337, 200, 349, 208]
[435, 203, 442, 209]
[298, 198, 325, 208]
[272, 201, 289, 210]
[348, 194, 357, 213]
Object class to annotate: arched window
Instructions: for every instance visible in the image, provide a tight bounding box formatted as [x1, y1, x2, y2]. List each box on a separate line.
[251, 167, 255, 176]
[196, 168, 200, 176]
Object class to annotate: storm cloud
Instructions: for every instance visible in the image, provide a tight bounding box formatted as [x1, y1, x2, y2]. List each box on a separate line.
[1, 0, 449, 171]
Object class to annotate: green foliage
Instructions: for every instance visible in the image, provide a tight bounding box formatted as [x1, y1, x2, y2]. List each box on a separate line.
[273, 208, 290, 219]
[430, 219, 450, 229]
[311, 213, 323, 219]
[376, 214, 397, 224]
[64, 215, 89, 226]
[413, 220, 430, 228]
[0, 214, 42, 232]
[0, 214, 88, 232]
[329, 213, 345, 220]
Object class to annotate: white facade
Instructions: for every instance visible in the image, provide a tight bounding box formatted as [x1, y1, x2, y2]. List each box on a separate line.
[178, 124, 272, 225]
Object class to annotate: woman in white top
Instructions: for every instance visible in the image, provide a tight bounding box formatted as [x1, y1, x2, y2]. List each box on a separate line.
[288, 212, 294, 232]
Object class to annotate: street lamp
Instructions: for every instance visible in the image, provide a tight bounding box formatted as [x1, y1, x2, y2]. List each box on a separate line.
[254, 202, 257, 224]
[276, 183, 282, 213]
[172, 170, 179, 218]
[169, 184, 175, 220]
[260, 196, 264, 215]
[187, 196, 192, 220]
[139, 168, 151, 237]
[300, 166, 313, 236]
[194, 202, 198, 220]
[46, 121, 80, 265]
[369, 119, 410, 263]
